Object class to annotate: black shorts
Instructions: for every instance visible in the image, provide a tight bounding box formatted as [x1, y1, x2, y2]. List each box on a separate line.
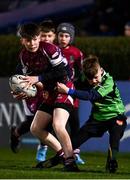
[38, 102, 73, 115]
[82, 114, 127, 137]
[38, 103, 54, 115]
[73, 113, 127, 149]
[54, 103, 73, 113]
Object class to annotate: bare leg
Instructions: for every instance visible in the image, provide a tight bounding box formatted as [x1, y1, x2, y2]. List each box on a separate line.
[30, 110, 62, 152]
[53, 108, 73, 158]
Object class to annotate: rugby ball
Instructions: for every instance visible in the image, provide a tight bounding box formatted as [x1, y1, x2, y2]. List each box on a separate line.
[9, 74, 37, 97]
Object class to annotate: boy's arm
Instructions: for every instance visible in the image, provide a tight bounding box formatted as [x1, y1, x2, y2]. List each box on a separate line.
[57, 82, 101, 101]
[39, 63, 67, 84]
[38, 42, 68, 84]
[21, 44, 68, 86]
[68, 88, 101, 101]
[15, 63, 23, 74]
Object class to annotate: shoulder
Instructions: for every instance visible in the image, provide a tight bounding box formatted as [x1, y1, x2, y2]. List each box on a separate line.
[19, 48, 29, 60]
[103, 72, 114, 83]
[70, 45, 83, 57]
[40, 41, 60, 57]
[97, 72, 114, 93]
[69, 45, 81, 52]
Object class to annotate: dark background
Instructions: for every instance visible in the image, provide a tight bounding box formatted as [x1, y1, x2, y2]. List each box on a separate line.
[0, 0, 130, 36]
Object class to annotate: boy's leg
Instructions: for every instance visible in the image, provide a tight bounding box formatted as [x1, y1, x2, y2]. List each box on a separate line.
[36, 144, 48, 162]
[105, 146, 118, 173]
[36, 122, 53, 162]
[68, 107, 85, 164]
[72, 120, 94, 149]
[10, 114, 49, 162]
[35, 149, 64, 168]
[36, 117, 100, 171]
[74, 149, 85, 164]
[53, 108, 73, 157]
[106, 116, 127, 173]
[10, 115, 33, 153]
[52, 107, 79, 171]
[37, 117, 105, 171]
[30, 110, 62, 152]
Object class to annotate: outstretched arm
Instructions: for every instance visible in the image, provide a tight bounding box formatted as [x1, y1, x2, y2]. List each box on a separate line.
[57, 82, 101, 101]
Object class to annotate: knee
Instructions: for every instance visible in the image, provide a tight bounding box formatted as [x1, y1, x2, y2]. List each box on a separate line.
[30, 121, 38, 136]
[53, 121, 64, 133]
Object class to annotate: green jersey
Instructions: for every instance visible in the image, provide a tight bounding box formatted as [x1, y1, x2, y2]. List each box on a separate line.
[92, 72, 125, 121]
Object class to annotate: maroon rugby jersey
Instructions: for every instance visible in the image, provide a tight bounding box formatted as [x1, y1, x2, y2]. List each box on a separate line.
[19, 42, 64, 75]
[18, 41, 69, 113]
[60, 45, 84, 82]
[60, 45, 84, 108]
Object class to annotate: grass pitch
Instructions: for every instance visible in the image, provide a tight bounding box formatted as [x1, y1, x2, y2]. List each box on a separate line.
[0, 147, 130, 179]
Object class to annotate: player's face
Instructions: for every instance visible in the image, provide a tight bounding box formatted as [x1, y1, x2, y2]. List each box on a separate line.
[124, 25, 130, 37]
[21, 35, 41, 52]
[58, 32, 71, 48]
[40, 31, 55, 43]
[87, 67, 103, 86]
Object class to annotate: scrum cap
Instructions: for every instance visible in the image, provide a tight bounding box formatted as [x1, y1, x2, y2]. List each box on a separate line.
[57, 23, 75, 44]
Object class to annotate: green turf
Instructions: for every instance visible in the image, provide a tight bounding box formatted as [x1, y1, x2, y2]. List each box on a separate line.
[0, 147, 130, 179]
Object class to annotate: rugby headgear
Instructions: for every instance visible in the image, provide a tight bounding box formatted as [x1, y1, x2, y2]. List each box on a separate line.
[57, 23, 75, 44]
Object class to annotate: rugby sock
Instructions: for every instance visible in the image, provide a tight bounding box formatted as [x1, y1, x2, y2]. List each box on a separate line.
[111, 149, 118, 160]
[57, 149, 64, 157]
[73, 148, 80, 155]
[64, 156, 75, 165]
[17, 116, 33, 135]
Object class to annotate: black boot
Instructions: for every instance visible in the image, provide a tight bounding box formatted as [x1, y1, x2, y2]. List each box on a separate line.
[106, 159, 118, 173]
[10, 126, 21, 153]
[35, 153, 64, 168]
[63, 156, 80, 172]
[105, 147, 118, 173]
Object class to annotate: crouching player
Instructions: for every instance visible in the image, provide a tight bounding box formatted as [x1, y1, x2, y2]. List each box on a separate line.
[57, 55, 127, 173]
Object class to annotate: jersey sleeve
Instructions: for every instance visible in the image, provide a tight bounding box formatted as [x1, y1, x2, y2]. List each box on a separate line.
[68, 88, 101, 101]
[41, 63, 68, 84]
[39, 42, 68, 85]
[42, 42, 67, 67]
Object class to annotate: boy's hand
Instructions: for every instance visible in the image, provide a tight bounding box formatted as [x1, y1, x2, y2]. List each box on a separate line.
[43, 90, 49, 99]
[35, 82, 44, 90]
[22, 76, 39, 86]
[11, 91, 28, 100]
[57, 82, 69, 94]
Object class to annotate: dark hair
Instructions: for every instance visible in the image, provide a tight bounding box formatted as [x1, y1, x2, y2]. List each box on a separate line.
[125, 21, 130, 28]
[40, 20, 56, 33]
[17, 22, 40, 39]
[83, 55, 100, 80]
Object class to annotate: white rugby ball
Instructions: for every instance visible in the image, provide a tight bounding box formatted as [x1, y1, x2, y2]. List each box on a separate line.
[9, 74, 37, 97]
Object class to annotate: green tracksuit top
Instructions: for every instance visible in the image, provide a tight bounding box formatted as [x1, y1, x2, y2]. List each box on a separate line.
[92, 72, 125, 121]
